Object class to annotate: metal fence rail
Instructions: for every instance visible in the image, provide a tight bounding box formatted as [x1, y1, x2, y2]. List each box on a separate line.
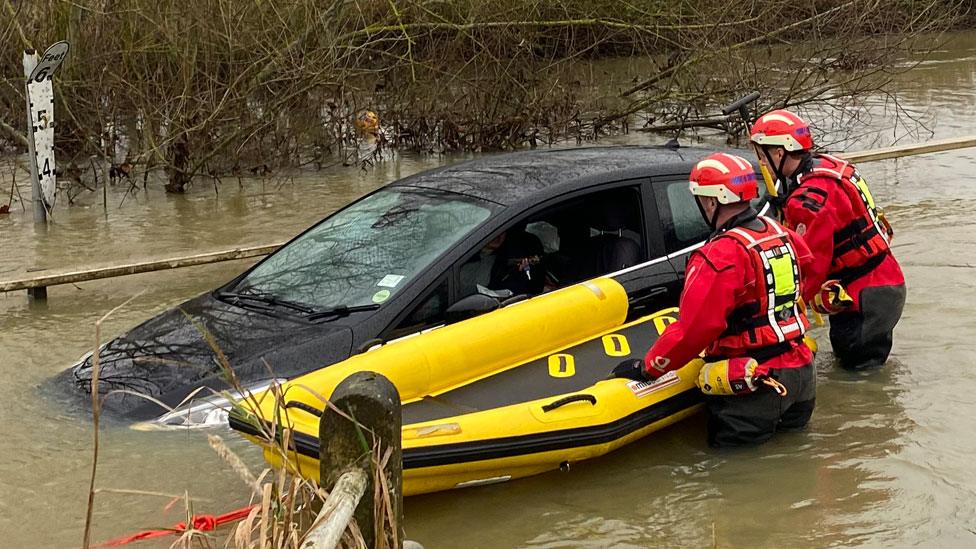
[843, 136, 976, 164]
[0, 243, 282, 293]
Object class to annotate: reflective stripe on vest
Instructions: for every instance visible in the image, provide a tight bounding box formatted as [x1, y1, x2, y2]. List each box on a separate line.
[724, 216, 806, 344]
[847, 168, 891, 247]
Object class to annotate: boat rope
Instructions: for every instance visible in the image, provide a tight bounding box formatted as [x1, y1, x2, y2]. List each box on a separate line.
[93, 504, 257, 546]
[762, 377, 788, 396]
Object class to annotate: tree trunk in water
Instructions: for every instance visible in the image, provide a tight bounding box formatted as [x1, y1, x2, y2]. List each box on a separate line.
[164, 133, 190, 193]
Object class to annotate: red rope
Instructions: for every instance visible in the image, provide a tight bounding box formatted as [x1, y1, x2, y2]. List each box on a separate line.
[94, 504, 258, 546]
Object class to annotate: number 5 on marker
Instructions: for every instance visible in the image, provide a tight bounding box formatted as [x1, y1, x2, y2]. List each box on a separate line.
[548, 354, 575, 378]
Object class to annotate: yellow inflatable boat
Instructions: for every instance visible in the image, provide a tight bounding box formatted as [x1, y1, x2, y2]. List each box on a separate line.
[229, 278, 705, 496]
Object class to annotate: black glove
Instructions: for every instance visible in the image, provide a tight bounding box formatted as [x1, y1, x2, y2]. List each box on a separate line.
[609, 358, 650, 381]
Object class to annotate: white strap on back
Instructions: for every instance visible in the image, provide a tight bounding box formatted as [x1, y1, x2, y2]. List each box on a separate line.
[728, 217, 788, 249]
[809, 154, 848, 179]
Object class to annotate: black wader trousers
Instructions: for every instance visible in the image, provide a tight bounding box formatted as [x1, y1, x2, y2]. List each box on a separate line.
[829, 284, 907, 371]
[706, 362, 816, 448]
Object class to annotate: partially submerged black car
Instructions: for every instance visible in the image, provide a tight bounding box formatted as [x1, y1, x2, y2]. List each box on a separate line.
[57, 144, 765, 426]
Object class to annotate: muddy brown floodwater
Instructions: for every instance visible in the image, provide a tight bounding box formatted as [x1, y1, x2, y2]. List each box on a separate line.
[4, 33, 976, 548]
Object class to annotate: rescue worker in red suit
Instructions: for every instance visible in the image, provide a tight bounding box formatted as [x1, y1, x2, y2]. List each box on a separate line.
[749, 110, 907, 370]
[611, 153, 817, 447]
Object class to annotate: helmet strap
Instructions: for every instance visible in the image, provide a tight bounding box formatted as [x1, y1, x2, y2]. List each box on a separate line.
[776, 152, 789, 190]
[695, 196, 721, 229]
[759, 145, 793, 196]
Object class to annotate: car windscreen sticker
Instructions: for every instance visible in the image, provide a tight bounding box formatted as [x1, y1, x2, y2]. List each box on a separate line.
[372, 289, 392, 304]
[377, 274, 405, 288]
[627, 370, 680, 398]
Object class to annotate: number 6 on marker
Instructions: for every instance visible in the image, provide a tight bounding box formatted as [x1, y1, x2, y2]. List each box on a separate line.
[547, 354, 575, 378]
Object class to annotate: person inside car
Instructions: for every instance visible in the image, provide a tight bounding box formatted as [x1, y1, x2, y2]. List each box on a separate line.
[459, 229, 546, 298]
[490, 229, 545, 296]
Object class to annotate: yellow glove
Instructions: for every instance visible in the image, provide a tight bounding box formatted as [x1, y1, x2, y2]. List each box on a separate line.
[812, 279, 853, 315]
[799, 297, 824, 326]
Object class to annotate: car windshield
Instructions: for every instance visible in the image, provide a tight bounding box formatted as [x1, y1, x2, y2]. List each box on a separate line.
[233, 188, 495, 310]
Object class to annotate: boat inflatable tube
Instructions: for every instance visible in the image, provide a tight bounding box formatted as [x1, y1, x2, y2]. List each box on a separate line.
[230, 278, 705, 495]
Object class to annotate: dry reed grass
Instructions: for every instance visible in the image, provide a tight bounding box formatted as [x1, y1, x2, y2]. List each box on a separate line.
[81, 305, 400, 548]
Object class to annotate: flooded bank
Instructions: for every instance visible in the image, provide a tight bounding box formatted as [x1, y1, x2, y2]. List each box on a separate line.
[4, 33, 976, 548]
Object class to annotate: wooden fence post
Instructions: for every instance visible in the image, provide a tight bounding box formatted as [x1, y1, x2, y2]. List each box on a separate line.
[302, 469, 369, 549]
[319, 371, 404, 548]
[27, 286, 47, 306]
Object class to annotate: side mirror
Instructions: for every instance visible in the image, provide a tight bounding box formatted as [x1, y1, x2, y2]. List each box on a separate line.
[445, 293, 500, 324]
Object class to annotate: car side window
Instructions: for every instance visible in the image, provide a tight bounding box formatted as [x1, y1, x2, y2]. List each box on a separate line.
[388, 278, 449, 339]
[654, 178, 710, 253]
[457, 185, 646, 298]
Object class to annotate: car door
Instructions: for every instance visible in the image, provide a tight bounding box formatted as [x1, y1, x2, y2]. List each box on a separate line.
[451, 180, 655, 299]
[652, 167, 775, 281]
[606, 178, 683, 320]
[380, 179, 684, 342]
[651, 174, 712, 280]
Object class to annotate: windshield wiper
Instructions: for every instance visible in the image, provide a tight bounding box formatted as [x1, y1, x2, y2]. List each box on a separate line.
[217, 291, 316, 315]
[307, 304, 381, 322]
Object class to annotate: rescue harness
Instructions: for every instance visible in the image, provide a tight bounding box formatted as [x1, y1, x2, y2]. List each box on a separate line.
[799, 154, 893, 284]
[709, 215, 809, 362]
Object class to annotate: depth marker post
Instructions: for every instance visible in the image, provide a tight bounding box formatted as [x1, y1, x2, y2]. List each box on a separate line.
[22, 49, 43, 224]
[23, 41, 70, 227]
[22, 41, 70, 303]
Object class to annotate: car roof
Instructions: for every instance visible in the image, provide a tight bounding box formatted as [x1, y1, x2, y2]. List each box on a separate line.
[388, 145, 720, 207]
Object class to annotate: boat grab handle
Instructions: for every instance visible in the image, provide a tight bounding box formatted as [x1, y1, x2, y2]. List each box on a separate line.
[542, 394, 597, 413]
[284, 401, 323, 417]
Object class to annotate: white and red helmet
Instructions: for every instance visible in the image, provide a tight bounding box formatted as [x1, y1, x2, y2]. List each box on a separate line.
[689, 153, 759, 204]
[749, 109, 814, 152]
